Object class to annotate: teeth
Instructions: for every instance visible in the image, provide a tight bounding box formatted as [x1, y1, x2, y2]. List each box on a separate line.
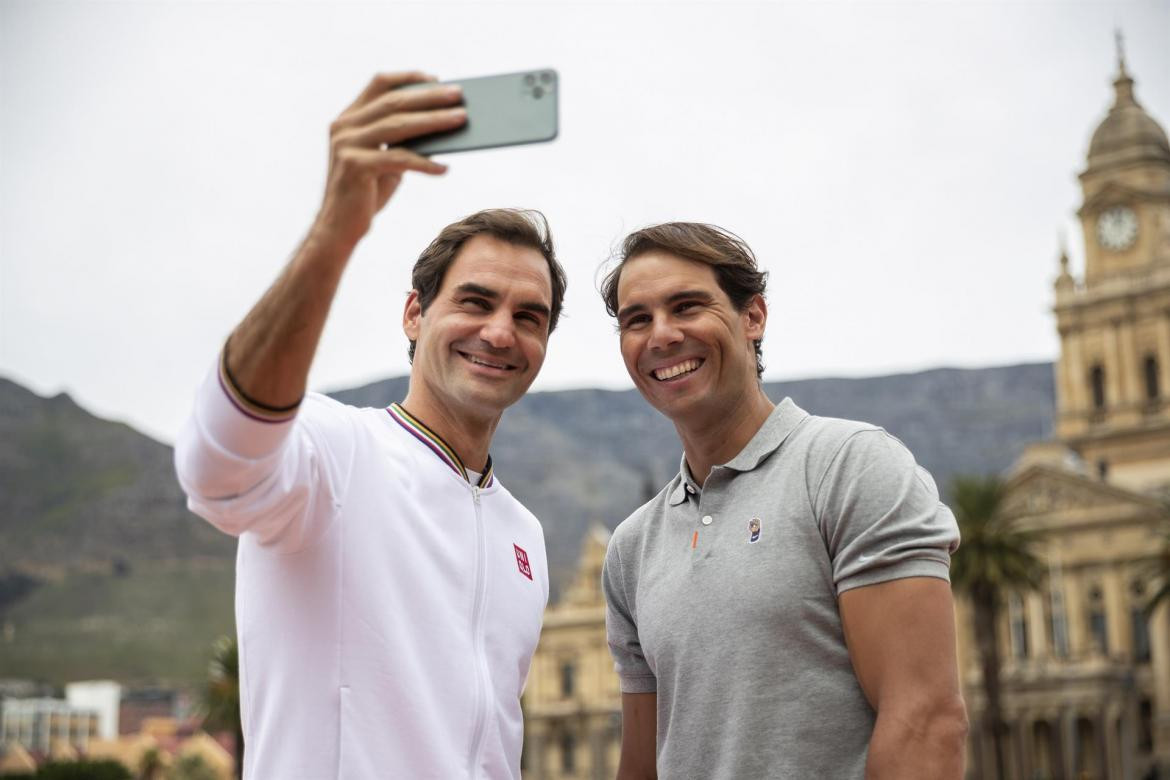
[653, 359, 701, 381]
[467, 354, 509, 370]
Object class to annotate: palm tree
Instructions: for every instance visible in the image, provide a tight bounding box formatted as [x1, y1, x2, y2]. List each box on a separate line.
[950, 475, 1045, 780]
[203, 635, 243, 780]
[138, 746, 166, 780]
[1142, 495, 1170, 617]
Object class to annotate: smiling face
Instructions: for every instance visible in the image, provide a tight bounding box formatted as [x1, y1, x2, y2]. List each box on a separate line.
[616, 251, 766, 426]
[403, 234, 553, 424]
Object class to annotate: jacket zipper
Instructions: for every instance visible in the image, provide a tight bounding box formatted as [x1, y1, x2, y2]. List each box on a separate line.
[466, 486, 489, 777]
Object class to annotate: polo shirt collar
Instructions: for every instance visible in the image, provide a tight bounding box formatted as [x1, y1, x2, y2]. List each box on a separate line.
[666, 397, 807, 505]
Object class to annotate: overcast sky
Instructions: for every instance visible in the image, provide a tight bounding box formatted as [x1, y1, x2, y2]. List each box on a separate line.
[2, 0, 1168, 443]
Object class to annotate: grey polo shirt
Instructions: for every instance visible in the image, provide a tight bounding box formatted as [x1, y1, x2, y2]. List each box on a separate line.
[603, 398, 960, 779]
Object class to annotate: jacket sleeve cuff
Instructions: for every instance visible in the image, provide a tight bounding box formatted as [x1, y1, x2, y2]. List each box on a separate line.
[195, 352, 299, 459]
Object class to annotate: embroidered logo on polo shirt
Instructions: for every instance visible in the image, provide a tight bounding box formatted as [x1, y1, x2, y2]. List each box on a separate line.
[514, 544, 533, 580]
[748, 517, 762, 544]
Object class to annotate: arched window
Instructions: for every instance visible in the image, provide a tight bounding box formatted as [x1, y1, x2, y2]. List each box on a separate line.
[1090, 365, 1106, 410]
[1145, 355, 1160, 401]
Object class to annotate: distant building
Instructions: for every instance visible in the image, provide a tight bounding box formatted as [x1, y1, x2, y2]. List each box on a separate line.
[523, 526, 621, 779]
[0, 697, 99, 755]
[958, 43, 1170, 780]
[119, 687, 179, 736]
[65, 681, 120, 740]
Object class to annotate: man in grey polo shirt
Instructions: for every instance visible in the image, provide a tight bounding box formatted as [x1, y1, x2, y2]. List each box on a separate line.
[599, 222, 968, 779]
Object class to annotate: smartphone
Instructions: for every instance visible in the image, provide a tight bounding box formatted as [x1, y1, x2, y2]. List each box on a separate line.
[403, 69, 559, 155]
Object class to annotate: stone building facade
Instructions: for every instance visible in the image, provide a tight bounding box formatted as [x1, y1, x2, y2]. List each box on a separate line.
[959, 48, 1170, 780]
[522, 526, 621, 779]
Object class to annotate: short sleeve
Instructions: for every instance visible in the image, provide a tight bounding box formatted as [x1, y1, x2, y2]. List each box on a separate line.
[602, 537, 657, 694]
[813, 429, 960, 595]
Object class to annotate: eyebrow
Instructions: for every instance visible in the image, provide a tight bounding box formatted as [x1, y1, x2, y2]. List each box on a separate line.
[617, 289, 715, 322]
[454, 282, 551, 318]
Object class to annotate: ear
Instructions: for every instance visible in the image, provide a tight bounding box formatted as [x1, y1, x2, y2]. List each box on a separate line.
[742, 293, 767, 341]
[403, 290, 423, 341]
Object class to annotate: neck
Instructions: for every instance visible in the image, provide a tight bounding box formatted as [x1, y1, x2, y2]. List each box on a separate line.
[400, 387, 499, 475]
[675, 386, 774, 485]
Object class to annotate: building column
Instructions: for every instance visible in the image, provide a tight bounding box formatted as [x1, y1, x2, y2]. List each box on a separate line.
[526, 724, 548, 779]
[969, 719, 986, 780]
[1118, 316, 1140, 407]
[1048, 714, 1067, 780]
[1096, 710, 1111, 780]
[1105, 565, 1130, 660]
[1065, 572, 1089, 659]
[1061, 326, 1088, 418]
[1104, 702, 1126, 780]
[1015, 716, 1032, 780]
[1120, 694, 1139, 780]
[1150, 602, 1170, 774]
[1061, 709, 1078, 780]
[1107, 320, 1125, 412]
[1157, 310, 1170, 401]
[589, 719, 608, 780]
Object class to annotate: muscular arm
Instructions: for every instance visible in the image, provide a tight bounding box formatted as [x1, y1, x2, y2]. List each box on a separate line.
[838, 577, 968, 780]
[225, 72, 467, 408]
[617, 692, 657, 780]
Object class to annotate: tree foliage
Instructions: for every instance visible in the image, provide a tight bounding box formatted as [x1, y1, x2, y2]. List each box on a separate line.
[949, 474, 1045, 780]
[203, 634, 242, 780]
[950, 475, 1045, 602]
[34, 760, 132, 780]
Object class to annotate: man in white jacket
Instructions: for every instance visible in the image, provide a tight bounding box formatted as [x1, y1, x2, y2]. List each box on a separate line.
[174, 72, 567, 779]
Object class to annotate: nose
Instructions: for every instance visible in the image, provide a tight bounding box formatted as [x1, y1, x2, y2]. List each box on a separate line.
[480, 310, 516, 350]
[647, 316, 683, 350]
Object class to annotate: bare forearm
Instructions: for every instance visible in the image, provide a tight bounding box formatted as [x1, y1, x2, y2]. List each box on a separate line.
[220, 72, 465, 410]
[865, 703, 968, 780]
[225, 229, 353, 409]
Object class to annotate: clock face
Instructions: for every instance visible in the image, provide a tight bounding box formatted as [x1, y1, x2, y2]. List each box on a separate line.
[1097, 206, 1138, 251]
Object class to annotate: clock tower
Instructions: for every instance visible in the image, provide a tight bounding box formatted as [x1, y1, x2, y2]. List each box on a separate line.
[1054, 41, 1170, 492]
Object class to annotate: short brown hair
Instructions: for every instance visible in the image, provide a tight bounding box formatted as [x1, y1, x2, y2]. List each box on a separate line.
[408, 208, 566, 362]
[600, 222, 768, 378]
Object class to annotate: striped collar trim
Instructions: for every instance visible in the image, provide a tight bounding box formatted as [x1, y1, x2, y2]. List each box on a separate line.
[387, 404, 494, 488]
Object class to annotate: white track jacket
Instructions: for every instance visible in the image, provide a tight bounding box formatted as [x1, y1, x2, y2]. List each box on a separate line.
[174, 366, 549, 779]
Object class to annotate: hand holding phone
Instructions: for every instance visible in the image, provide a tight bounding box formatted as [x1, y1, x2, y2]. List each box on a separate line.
[403, 69, 559, 156]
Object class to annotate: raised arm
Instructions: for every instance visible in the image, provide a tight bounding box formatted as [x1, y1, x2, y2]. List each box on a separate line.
[225, 72, 467, 410]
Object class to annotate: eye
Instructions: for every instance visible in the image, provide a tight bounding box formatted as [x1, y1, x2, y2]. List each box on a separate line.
[461, 297, 491, 310]
[675, 300, 700, 314]
[516, 312, 543, 326]
[620, 314, 650, 331]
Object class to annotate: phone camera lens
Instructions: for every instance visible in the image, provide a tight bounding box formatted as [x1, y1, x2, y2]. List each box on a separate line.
[532, 85, 544, 98]
[540, 72, 553, 84]
[524, 74, 536, 86]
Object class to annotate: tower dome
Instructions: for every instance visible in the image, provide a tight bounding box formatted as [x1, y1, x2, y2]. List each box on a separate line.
[1086, 44, 1170, 172]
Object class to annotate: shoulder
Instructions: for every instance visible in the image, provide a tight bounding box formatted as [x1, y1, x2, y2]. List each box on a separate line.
[782, 411, 885, 471]
[607, 480, 673, 560]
